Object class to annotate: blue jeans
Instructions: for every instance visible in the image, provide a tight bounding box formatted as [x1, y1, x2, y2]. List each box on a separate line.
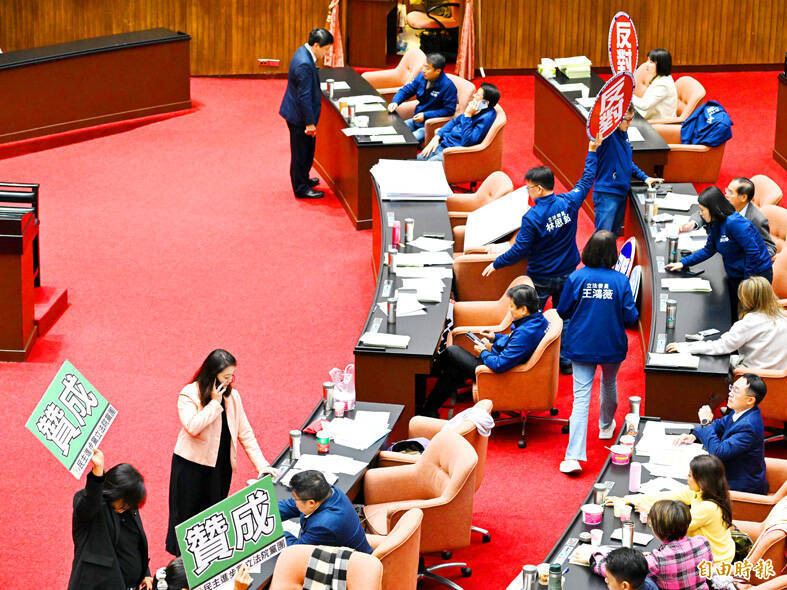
[405, 118, 425, 142]
[593, 190, 626, 234]
[416, 145, 444, 161]
[531, 274, 570, 365]
[565, 361, 621, 461]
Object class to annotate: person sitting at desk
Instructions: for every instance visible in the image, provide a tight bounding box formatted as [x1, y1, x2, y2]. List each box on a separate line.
[155, 557, 252, 590]
[417, 83, 500, 162]
[482, 135, 601, 374]
[419, 283, 548, 417]
[631, 49, 677, 121]
[665, 186, 772, 317]
[277, 470, 372, 553]
[608, 454, 736, 564]
[674, 374, 768, 495]
[590, 546, 658, 590]
[666, 276, 787, 370]
[387, 52, 457, 143]
[680, 177, 777, 258]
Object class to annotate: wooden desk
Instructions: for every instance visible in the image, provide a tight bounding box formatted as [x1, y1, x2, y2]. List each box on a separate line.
[315, 68, 419, 230]
[0, 29, 191, 144]
[347, 0, 397, 68]
[775, 74, 787, 171]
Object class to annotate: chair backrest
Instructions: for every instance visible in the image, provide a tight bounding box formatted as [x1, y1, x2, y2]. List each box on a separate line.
[733, 366, 787, 422]
[674, 76, 706, 121]
[764, 458, 787, 499]
[446, 73, 476, 116]
[773, 249, 787, 300]
[446, 171, 513, 215]
[443, 399, 493, 490]
[270, 545, 383, 590]
[370, 508, 423, 590]
[746, 498, 787, 584]
[760, 204, 787, 253]
[752, 175, 784, 208]
[484, 104, 507, 147]
[397, 48, 427, 84]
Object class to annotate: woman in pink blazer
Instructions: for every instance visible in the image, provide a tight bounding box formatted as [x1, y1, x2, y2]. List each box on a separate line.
[165, 349, 277, 555]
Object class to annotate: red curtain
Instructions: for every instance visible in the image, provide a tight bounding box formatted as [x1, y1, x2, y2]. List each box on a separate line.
[455, 0, 475, 80]
[323, 0, 345, 67]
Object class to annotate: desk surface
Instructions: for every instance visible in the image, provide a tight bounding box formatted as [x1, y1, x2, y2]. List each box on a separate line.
[0, 28, 190, 70]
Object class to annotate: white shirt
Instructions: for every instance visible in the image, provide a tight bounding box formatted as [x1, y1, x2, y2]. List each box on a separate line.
[732, 407, 752, 423]
[739, 203, 749, 218]
[304, 43, 317, 63]
[632, 75, 678, 121]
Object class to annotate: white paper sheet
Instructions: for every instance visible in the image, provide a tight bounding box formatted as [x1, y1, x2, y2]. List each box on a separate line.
[394, 266, 453, 279]
[371, 160, 452, 201]
[627, 127, 645, 142]
[321, 81, 350, 91]
[463, 187, 530, 250]
[342, 126, 397, 136]
[576, 97, 596, 109]
[359, 332, 410, 348]
[377, 292, 426, 317]
[355, 103, 386, 113]
[408, 236, 454, 251]
[656, 195, 694, 211]
[610, 528, 654, 546]
[293, 454, 368, 475]
[341, 95, 386, 104]
[394, 251, 454, 266]
[322, 412, 392, 450]
[661, 277, 712, 292]
[648, 352, 701, 369]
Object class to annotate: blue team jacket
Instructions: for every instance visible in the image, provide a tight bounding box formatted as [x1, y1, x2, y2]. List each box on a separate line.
[494, 152, 598, 279]
[479, 312, 550, 372]
[594, 129, 649, 197]
[278, 486, 373, 553]
[279, 46, 321, 127]
[691, 408, 767, 494]
[438, 108, 497, 149]
[557, 266, 639, 364]
[681, 212, 772, 279]
[392, 72, 458, 123]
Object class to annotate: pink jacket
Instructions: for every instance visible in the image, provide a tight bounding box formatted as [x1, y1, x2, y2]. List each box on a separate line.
[173, 382, 269, 473]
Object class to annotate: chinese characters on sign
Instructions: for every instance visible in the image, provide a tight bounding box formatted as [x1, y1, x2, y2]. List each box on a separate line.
[587, 71, 634, 141]
[608, 12, 638, 76]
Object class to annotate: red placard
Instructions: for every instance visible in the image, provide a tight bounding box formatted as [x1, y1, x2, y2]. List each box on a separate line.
[608, 11, 638, 76]
[587, 71, 634, 140]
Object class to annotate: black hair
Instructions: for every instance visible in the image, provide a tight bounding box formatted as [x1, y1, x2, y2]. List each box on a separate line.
[290, 470, 331, 502]
[698, 186, 735, 224]
[732, 177, 755, 203]
[648, 500, 691, 542]
[308, 28, 334, 47]
[192, 349, 237, 407]
[426, 53, 446, 71]
[506, 284, 540, 314]
[164, 557, 188, 588]
[689, 455, 733, 529]
[103, 463, 146, 510]
[524, 166, 555, 191]
[604, 547, 649, 589]
[480, 83, 501, 108]
[581, 230, 618, 269]
[741, 373, 767, 405]
[647, 48, 672, 78]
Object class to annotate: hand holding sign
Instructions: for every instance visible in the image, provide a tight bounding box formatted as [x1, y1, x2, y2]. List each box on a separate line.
[91, 448, 104, 476]
[586, 71, 634, 141]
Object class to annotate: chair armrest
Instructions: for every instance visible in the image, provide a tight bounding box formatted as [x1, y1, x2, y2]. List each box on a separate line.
[396, 100, 417, 120]
[732, 519, 764, 541]
[452, 224, 466, 252]
[424, 117, 451, 143]
[649, 116, 684, 125]
[446, 193, 483, 213]
[453, 300, 506, 327]
[363, 464, 422, 504]
[366, 534, 385, 551]
[733, 367, 787, 379]
[362, 70, 405, 90]
[453, 254, 528, 301]
[652, 123, 681, 143]
[667, 143, 711, 153]
[752, 575, 787, 589]
[376, 451, 420, 468]
[407, 416, 444, 439]
[731, 491, 777, 523]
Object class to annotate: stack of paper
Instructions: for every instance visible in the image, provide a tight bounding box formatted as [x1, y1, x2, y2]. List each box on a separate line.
[538, 58, 557, 77]
[342, 126, 397, 137]
[377, 291, 426, 317]
[280, 468, 338, 488]
[576, 96, 595, 109]
[320, 411, 391, 450]
[394, 266, 453, 279]
[661, 277, 712, 292]
[320, 80, 350, 91]
[463, 187, 530, 250]
[341, 95, 386, 105]
[657, 192, 699, 211]
[359, 332, 410, 348]
[401, 278, 445, 302]
[639, 477, 685, 494]
[648, 352, 701, 369]
[408, 236, 454, 251]
[355, 103, 386, 113]
[643, 444, 707, 479]
[394, 251, 454, 266]
[371, 160, 452, 201]
[294, 454, 368, 475]
[627, 127, 645, 142]
[635, 420, 694, 455]
[555, 55, 591, 78]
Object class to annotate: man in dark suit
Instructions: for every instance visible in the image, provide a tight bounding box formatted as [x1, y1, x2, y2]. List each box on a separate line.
[279, 28, 334, 199]
[676, 373, 768, 494]
[682, 177, 777, 257]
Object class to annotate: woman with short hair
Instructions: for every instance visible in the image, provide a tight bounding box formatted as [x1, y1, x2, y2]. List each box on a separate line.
[631, 48, 678, 120]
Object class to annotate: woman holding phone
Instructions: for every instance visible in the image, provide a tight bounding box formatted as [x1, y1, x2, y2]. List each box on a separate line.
[165, 349, 277, 555]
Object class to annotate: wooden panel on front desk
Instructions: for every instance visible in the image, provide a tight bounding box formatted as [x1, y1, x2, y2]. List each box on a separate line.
[775, 74, 787, 171]
[0, 223, 37, 361]
[347, 0, 396, 68]
[645, 371, 728, 422]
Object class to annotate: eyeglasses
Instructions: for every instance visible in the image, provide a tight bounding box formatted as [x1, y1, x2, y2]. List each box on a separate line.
[728, 384, 753, 397]
[622, 116, 634, 122]
[525, 184, 542, 193]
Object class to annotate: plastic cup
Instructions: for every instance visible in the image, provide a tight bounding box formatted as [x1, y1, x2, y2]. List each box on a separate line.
[536, 563, 550, 585]
[620, 504, 633, 522]
[590, 529, 603, 546]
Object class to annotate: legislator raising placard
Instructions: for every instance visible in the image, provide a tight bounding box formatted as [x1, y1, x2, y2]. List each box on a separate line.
[587, 71, 635, 141]
[176, 476, 286, 590]
[25, 360, 118, 478]
[608, 11, 638, 76]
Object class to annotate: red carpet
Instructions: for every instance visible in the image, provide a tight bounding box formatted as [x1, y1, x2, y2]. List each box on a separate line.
[0, 71, 785, 589]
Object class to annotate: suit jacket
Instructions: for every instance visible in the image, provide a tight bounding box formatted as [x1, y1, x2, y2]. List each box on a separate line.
[692, 407, 767, 494]
[279, 45, 321, 127]
[691, 203, 777, 257]
[69, 472, 150, 590]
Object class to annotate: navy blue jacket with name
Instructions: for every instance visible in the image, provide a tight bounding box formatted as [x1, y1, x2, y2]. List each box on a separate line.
[392, 72, 458, 122]
[479, 312, 550, 372]
[279, 46, 321, 127]
[278, 486, 372, 553]
[493, 152, 598, 279]
[691, 407, 767, 494]
[594, 128, 649, 197]
[557, 267, 639, 364]
[681, 212, 772, 279]
[438, 108, 497, 149]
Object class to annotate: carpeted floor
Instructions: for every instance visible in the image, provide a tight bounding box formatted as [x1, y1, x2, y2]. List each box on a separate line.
[0, 71, 785, 588]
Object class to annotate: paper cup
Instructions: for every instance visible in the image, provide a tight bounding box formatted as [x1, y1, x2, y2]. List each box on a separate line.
[581, 503, 603, 526]
[610, 444, 632, 465]
[590, 528, 603, 546]
[620, 434, 636, 448]
[620, 504, 633, 522]
[536, 563, 550, 585]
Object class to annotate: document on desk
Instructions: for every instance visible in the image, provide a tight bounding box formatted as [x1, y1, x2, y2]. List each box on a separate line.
[648, 352, 701, 368]
[359, 332, 411, 348]
[661, 277, 712, 292]
[371, 160, 452, 201]
[377, 292, 426, 317]
[611, 529, 654, 546]
[627, 127, 645, 142]
[656, 195, 693, 211]
[342, 126, 397, 136]
[643, 445, 707, 479]
[280, 468, 338, 488]
[575, 96, 596, 109]
[322, 412, 391, 450]
[321, 81, 350, 91]
[294, 454, 368, 475]
[636, 420, 695, 454]
[555, 82, 589, 93]
[463, 187, 529, 250]
[639, 476, 685, 494]
[394, 266, 453, 279]
[355, 103, 386, 113]
[341, 94, 386, 104]
[394, 251, 454, 266]
[678, 234, 707, 252]
[400, 278, 445, 303]
[408, 236, 454, 251]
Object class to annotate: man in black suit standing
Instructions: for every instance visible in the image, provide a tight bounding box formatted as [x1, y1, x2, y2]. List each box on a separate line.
[279, 28, 334, 199]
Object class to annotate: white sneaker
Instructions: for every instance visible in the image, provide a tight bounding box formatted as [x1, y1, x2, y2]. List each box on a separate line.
[560, 460, 582, 474]
[599, 419, 617, 440]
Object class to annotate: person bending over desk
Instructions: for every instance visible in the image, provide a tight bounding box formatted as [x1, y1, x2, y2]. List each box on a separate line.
[590, 547, 658, 590]
[673, 374, 768, 495]
[278, 470, 372, 553]
[417, 82, 500, 162]
[387, 52, 457, 143]
[608, 455, 735, 564]
[154, 557, 252, 590]
[420, 283, 548, 417]
[482, 135, 602, 374]
[666, 276, 787, 370]
[631, 49, 677, 121]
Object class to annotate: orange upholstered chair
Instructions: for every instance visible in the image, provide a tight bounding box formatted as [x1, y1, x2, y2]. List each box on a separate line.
[733, 366, 787, 442]
[452, 234, 527, 301]
[473, 309, 565, 448]
[652, 122, 725, 183]
[363, 430, 477, 589]
[747, 576, 787, 589]
[361, 49, 427, 101]
[752, 174, 784, 208]
[771, 249, 787, 304]
[447, 171, 515, 251]
[442, 105, 507, 186]
[760, 204, 787, 253]
[394, 73, 474, 144]
[270, 545, 383, 590]
[733, 498, 787, 585]
[731, 458, 787, 523]
[649, 76, 706, 125]
[367, 508, 423, 590]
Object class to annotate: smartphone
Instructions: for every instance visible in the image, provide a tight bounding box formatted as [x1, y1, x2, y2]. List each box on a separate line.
[465, 332, 483, 346]
[478, 99, 489, 111]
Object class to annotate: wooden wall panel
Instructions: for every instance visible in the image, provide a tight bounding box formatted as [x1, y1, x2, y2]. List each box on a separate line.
[0, 0, 784, 75]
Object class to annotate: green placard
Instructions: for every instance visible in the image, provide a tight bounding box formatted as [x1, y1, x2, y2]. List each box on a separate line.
[176, 476, 286, 590]
[25, 360, 117, 478]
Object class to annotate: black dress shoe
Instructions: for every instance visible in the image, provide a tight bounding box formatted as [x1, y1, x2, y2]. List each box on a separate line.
[295, 189, 324, 199]
[308, 177, 320, 187]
